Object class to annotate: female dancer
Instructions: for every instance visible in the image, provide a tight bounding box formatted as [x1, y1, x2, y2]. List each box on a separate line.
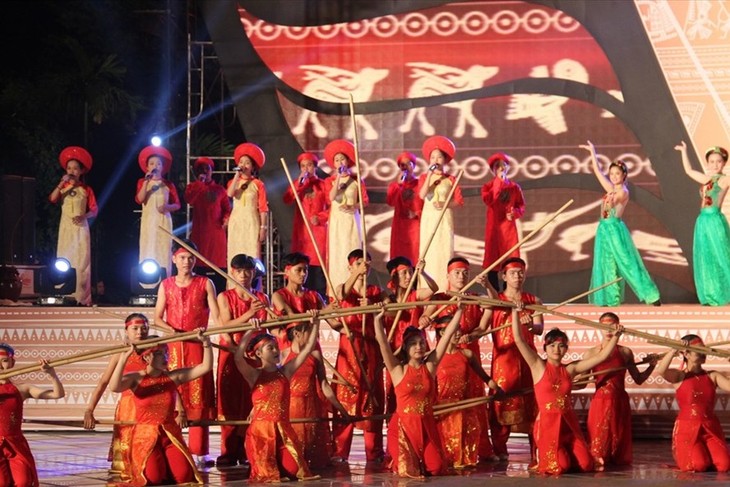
[234, 317, 321, 482]
[109, 331, 210, 486]
[48, 146, 97, 305]
[227, 142, 268, 262]
[581, 141, 660, 306]
[418, 136, 464, 290]
[324, 139, 368, 291]
[83, 313, 150, 479]
[135, 145, 179, 277]
[374, 305, 463, 478]
[655, 334, 730, 472]
[582, 312, 656, 469]
[511, 304, 624, 475]
[675, 141, 730, 305]
[435, 320, 502, 468]
[0, 344, 65, 487]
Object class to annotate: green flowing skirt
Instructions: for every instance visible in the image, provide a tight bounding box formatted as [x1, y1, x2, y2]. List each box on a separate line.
[589, 217, 660, 306]
[694, 207, 730, 306]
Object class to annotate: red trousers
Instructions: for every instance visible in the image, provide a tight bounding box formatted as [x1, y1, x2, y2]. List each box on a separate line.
[332, 422, 383, 461]
[553, 430, 594, 474]
[686, 429, 730, 472]
[143, 434, 196, 485]
[0, 455, 34, 487]
[186, 426, 209, 456]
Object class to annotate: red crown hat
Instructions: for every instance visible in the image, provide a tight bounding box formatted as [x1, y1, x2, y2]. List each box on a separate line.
[138, 146, 172, 174]
[324, 139, 356, 167]
[59, 146, 93, 172]
[234, 143, 265, 169]
[396, 151, 417, 165]
[297, 152, 319, 166]
[487, 152, 510, 171]
[422, 136, 455, 163]
[194, 157, 214, 168]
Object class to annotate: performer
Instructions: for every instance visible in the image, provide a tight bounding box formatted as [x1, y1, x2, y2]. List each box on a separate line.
[435, 319, 503, 469]
[324, 140, 369, 291]
[481, 152, 525, 291]
[655, 335, 730, 472]
[48, 146, 97, 305]
[421, 256, 497, 462]
[135, 145, 180, 278]
[418, 135, 464, 290]
[581, 141, 660, 306]
[511, 309, 624, 475]
[283, 152, 329, 296]
[386, 151, 423, 263]
[234, 322, 321, 482]
[83, 314, 150, 479]
[484, 257, 543, 464]
[285, 318, 350, 469]
[227, 142, 268, 262]
[384, 256, 438, 350]
[109, 331, 211, 486]
[0, 344, 65, 487]
[675, 141, 730, 306]
[154, 239, 219, 467]
[331, 249, 387, 463]
[214, 253, 269, 467]
[374, 306, 463, 477]
[582, 312, 656, 469]
[184, 157, 230, 279]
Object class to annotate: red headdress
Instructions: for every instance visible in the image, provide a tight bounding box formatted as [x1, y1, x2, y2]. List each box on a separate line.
[234, 143, 265, 169]
[59, 146, 93, 172]
[138, 146, 172, 174]
[324, 139, 356, 167]
[421, 136, 455, 162]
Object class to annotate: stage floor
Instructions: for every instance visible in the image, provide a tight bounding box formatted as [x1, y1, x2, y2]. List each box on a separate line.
[29, 430, 730, 486]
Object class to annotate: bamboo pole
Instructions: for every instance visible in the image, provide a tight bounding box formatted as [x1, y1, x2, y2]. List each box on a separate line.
[428, 199, 574, 319]
[388, 170, 465, 342]
[348, 93, 368, 336]
[532, 277, 623, 318]
[158, 226, 278, 320]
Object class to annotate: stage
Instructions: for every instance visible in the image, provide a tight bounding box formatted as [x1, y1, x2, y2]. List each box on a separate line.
[2, 303, 730, 485]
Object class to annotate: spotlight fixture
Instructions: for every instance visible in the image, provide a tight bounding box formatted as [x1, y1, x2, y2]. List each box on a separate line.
[36, 258, 77, 305]
[130, 259, 166, 306]
[150, 135, 163, 147]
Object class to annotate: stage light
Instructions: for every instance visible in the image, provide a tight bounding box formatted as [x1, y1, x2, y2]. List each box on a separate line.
[36, 258, 77, 305]
[150, 135, 162, 147]
[130, 259, 166, 306]
[254, 258, 266, 276]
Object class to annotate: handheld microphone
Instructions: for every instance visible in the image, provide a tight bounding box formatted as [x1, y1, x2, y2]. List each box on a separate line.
[429, 164, 439, 172]
[400, 173, 407, 182]
[233, 167, 242, 172]
[338, 166, 347, 174]
[145, 173, 153, 180]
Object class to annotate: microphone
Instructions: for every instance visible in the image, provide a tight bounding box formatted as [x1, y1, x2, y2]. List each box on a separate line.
[145, 173, 153, 180]
[429, 164, 439, 172]
[338, 166, 347, 174]
[299, 172, 309, 185]
[233, 167, 242, 172]
[400, 173, 407, 182]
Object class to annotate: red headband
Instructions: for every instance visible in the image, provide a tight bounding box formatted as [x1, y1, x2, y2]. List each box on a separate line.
[249, 334, 276, 357]
[389, 264, 411, 276]
[173, 248, 191, 258]
[687, 337, 705, 347]
[125, 318, 148, 329]
[0, 348, 13, 358]
[502, 261, 526, 272]
[141, 344, 167, 358]
[447, 261, 469, 273]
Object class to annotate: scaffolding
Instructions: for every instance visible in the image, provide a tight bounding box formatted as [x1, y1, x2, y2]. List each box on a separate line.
[185, 26, 283, 295]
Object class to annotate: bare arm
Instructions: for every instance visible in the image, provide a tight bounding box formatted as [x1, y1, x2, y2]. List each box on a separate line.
[205, 279, 220, 328]
[465, 349, 499, 390]
[655, 348, 684, 384]
[511, 307, 544, 380]
[234, 329, 262, 388]
[567, 326, 623, 376]
[109, 348, 139, 393]
[581, 140, 613, 193]
[19, 360, 65, 400]
[675, 140, 709, 184]
[282, 315, 321, 379]
[430, 307, 463, 367]
[153, 285, 176, 334]
[373, 307, 404, 383]
[312, 350, 349, 417]
[711, 370, 730, 393]
[83, 354, 120, 429]
[624, 348, 657, 385]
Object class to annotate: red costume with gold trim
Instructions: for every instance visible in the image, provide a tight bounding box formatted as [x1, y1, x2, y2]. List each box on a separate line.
[184, 180, 231, 269]
[245, 368, 313, 482]
[387, 365, 445, 477]
[284, 176, 329, 267]
[0, 382, 39, 487]
[436, 350, 480, 468]
[128, 374, 202, 486]
[481, 177, 525, 268]
[586, 346, 633, 466]
[332, 285, 385, 461]
[110, 352, 147, 479]
[216, 288, 269, 463]
[672, 371, 730, 472]
[161, 275, 214, 455]
[489, 292, 538, 456]
[386, 178, 422, 262]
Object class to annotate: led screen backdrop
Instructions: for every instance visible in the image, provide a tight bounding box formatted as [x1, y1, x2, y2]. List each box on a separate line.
[200, 0, 730, 303]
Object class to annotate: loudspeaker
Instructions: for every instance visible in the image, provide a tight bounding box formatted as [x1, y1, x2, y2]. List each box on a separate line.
[0, 175, 36, 264]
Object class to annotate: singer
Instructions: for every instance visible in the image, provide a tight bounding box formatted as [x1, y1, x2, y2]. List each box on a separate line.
[417, 136, 463, 289]
[135, 145, 180, 277]
[48, 146, 98, 305]
[184, 157, 231, 275]
[283, 152, 329, 296]
[481, 152, 526, 291]
[386, 151, 423, 263]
